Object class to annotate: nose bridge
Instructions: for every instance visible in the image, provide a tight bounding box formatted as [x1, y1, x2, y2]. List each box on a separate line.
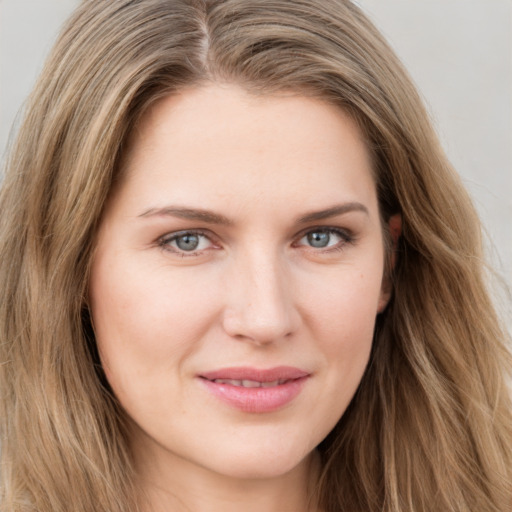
[222, 245, 297, 344]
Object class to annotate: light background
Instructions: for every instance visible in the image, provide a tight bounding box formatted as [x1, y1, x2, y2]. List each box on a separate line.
[1, 0, 511, 292]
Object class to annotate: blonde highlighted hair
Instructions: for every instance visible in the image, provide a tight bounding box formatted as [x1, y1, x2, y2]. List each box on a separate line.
[1, 1, 511, 510]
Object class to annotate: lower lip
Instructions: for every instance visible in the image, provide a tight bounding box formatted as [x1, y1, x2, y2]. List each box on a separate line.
[200, 377, 308, 413]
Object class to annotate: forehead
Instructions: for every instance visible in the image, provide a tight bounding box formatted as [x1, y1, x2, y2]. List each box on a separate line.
[115, 83, 377, 219]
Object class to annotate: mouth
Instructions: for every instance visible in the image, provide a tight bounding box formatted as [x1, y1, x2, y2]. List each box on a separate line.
[205, 378, 291, 388]
[199, 365, 309, 382]
[198, 366, 310, 413]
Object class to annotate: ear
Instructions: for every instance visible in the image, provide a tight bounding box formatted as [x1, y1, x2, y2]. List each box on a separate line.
[378, 214, 402, 313]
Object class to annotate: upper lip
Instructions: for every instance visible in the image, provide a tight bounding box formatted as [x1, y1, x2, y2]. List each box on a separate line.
[199, 366, 310, 382]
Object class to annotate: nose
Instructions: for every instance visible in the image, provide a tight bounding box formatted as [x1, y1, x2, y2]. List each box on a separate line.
[221, 250, 300, 345]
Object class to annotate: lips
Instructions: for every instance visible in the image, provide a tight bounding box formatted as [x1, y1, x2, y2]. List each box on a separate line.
[198, 366, 310, 413]
[208, 378, 288, 388]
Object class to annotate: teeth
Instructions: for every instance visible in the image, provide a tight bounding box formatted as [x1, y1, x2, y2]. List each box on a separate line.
[242, 379, 261, 388]
[212, 378, 286, 388]
[214, 379, 242, 386]
[261, 380, 280, 388]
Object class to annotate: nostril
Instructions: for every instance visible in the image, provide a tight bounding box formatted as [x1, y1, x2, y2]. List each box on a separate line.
[221, 307, 297, 345]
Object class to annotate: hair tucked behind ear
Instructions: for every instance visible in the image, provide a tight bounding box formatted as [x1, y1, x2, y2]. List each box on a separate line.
[1, 1, 511, 511]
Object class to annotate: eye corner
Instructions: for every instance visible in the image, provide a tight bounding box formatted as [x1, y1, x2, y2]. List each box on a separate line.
[157, 229, 221, 257]
[293, 226, 356, 252]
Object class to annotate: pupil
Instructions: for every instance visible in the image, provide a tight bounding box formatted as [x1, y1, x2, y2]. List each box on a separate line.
[176, 234, 199, 251]
[308, 231, 329, 248]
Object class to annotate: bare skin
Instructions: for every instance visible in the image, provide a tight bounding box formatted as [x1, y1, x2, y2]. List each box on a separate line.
[90, 83, 392, 512]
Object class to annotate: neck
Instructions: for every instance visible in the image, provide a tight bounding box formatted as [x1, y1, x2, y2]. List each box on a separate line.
[133, 439, 322, 512]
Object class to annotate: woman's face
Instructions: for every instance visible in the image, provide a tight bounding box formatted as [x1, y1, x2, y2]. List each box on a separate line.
[89, 84, 389, 482]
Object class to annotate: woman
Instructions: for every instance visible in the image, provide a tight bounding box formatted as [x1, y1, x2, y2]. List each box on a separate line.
[0, 1, 510, 511]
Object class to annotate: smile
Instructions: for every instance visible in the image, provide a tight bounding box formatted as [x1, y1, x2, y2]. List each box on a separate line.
[209, 378, 289, 388]
[198, 366, 310, 413]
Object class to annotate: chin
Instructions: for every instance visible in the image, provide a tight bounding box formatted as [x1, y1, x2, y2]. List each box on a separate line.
[202, 441, 316, 481]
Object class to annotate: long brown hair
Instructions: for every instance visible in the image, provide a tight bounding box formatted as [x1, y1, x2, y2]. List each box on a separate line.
[1, 1, 511, 511]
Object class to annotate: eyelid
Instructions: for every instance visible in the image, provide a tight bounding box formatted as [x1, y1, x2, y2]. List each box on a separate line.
[156, 225, 355, 257]
[293, 226, 355, 250]
[157, 229, 219, 256]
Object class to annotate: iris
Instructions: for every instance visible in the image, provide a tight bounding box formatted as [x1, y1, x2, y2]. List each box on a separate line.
[307, 231, 331, 248]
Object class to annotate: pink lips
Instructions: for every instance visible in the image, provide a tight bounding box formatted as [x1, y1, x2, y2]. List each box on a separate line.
[199, 366, 310, 413]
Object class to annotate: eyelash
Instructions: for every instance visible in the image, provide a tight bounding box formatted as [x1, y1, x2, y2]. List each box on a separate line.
[294, 227, 355, 252]
[157, 227, 355, 257]
[157, 229, 215, 257]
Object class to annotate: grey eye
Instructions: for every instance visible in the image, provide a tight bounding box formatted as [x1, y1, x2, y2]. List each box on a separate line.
[306, 231, 331, 248]
[175, 234, 200, 251]
[297, 229, 347, 250]
[159, 231, 215, 255]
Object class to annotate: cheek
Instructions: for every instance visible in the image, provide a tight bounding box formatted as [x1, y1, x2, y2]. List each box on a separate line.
[300, 264, 382, 394]
[89, 257, 219, 397]
[303, 264, 382, 342]
[320, 299, 376, 386]
[279, 267, 381, 448]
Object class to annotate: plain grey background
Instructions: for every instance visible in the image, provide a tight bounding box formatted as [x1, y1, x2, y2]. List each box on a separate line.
[1, 0, 511, 293]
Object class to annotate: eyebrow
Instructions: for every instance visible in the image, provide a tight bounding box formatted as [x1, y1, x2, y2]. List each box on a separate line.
[138, 206, 233, 226]
[137, 202, 369, 225]
[297, 202, 369, 223]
